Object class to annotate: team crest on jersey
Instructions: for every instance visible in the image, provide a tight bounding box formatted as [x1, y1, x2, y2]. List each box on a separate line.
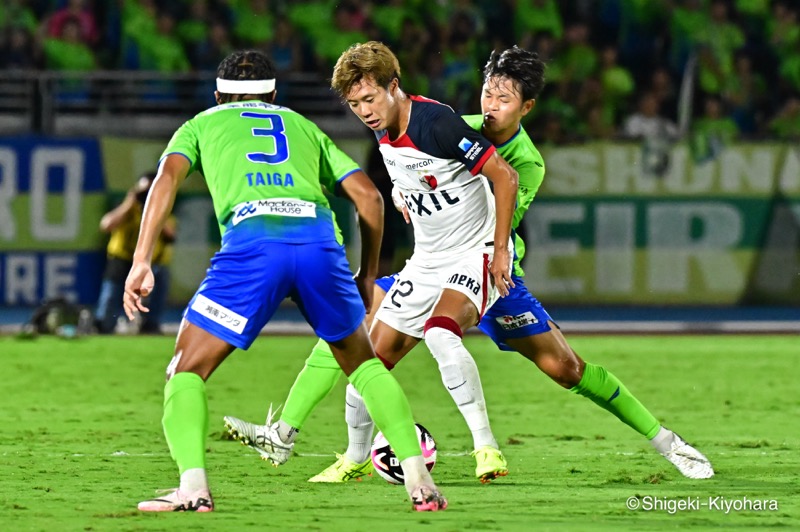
[496, 312, 538, 331]
[421, 175, 438, 190]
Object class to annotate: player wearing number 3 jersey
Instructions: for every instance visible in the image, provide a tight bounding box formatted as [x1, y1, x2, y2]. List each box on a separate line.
[125, 50, 447, 513]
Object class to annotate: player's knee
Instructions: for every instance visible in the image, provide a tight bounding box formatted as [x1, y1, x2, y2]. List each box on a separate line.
[423, 316, 463, 359]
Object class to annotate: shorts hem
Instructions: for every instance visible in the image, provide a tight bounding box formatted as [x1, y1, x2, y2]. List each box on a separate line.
[316, 309, 366, 343]
[185, 312, 251, 350]
[375, 314, 424, 340]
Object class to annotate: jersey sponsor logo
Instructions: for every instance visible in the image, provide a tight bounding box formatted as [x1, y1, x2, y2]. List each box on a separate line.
[421, 175, 438, 190]
[404, 190, 460, 216]
[495, 311, 538, 331]
[405, 159, 433, 170]
[445, 272, 480, 295]
[246, 172, 295, 187]
[458, 138, 473, 152]
[464, 142, 484, 161]
[191, 294, 247, 334]
[231, 198, 317, 225]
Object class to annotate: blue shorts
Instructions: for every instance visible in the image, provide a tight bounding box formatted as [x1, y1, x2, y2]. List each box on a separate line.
[375, 273, 399, 293]
[185, 237, 365, 350]
[375, 273, 552, 351]
[478, 275, 554, 351]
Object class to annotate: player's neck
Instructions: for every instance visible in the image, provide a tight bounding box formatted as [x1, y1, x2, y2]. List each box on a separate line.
[386, 92, 411, 141]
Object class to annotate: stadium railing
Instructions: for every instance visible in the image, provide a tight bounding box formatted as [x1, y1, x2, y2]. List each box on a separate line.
[0, 70, 363, 138]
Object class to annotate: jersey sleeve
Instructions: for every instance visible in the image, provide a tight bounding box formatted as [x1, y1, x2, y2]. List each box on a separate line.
[318, 131, 361, 194]
[429, 111, 496, 175]
[512, 158, 544, 229]
[161, 118, 200, 173]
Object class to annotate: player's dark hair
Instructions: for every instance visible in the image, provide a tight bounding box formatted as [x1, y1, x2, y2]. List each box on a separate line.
[216, 50, 277, 104]
[483, 46, 546, 102]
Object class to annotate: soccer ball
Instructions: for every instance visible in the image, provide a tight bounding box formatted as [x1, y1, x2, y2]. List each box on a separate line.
[371, 423, 437, 485]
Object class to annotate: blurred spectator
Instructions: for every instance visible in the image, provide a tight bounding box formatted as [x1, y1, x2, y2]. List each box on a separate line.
[695, 0, 744, 95]
[95, 173, 175, 335]
[691, 95, 740, 162]
[723, 52, 766, 134]
[669, 0, 708, 73]
[0, 0, 39, 33]
[1, 26, 38, 69]
[47, 0, 98, 45]
[766, 2, 799, 61]
[231, 0, 274, 47]
[137, 11, 190, 72]
[442, 33, 480, 113]
[735, 0, 770, 39]
[617, 0, 669, 81]
[310, 3, 367, 71]
[767, 96, 800, 140]
[599, 45, 635, 113]
[41, 15, 96, 70]
[585, 104, 618, 140]
[267, 17, 303, 75]
[193, 20, 234, 71]
[623, 91, 679, 176]
[177, 0, 210, 49]
[514, 0, 563, 43]
[555, 22, 598, 86]
[623, 91, 679, 139]
[370, 0, 414, 45]
[648, 66, 678, 119]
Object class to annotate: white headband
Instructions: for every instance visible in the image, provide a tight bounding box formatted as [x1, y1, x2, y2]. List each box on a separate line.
[216, 78, 276, 94]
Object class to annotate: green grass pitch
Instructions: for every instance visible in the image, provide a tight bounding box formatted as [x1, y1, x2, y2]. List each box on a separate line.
[1, 334, 798, 531]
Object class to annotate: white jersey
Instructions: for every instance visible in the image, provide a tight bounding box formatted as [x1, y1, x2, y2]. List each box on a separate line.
[376, 95, 498, 259]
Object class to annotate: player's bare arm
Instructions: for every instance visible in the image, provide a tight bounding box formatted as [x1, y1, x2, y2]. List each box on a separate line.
[338, 170, 385, 309]
[123, 154, 189, 319]
[480, 151, 518, 296]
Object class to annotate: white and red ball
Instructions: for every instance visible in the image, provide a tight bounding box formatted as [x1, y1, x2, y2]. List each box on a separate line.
[371, 423, 437, 485]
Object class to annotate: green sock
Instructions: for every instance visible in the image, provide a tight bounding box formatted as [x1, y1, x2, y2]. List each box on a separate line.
[163, 372, 208, 474]
[571, 363, 661, 439]
[348, 358, 419, 461]
[281, 339, 343, 429]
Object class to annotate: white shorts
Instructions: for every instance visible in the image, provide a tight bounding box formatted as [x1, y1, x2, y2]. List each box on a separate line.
[374, 247, 500, 339]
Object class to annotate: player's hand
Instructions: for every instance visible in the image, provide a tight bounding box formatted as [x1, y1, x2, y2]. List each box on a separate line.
[489, 246, 515, 297]
[391, 187, 410, 224]
[354, 270, 377, 310]
[123, 260, 154, 320]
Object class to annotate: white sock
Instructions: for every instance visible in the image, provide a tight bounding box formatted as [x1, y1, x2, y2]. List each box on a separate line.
[344, 383, 374, 463]
[424, 325, 498, 450]
[275, 420, 298, 444]
[179, 468, 208, 493]
[649, 426, 674, 453]
[400, 455, 433, 497]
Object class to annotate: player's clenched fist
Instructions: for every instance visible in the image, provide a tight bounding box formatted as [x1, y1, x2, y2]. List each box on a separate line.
[123, 261, 154, 320]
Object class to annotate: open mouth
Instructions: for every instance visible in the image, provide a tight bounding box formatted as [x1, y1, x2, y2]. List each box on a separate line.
[365, 119, 381, 128]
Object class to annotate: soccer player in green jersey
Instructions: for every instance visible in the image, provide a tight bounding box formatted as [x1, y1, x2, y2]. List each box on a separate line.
[124, 50, 447, 512]
[224, 47, 714, 482]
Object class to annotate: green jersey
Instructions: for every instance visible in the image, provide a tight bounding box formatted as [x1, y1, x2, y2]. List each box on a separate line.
[463, 114, 545, 277]
[163, 101, 360, 243]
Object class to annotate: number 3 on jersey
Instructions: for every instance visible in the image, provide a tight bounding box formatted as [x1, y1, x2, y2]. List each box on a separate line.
[242, 112, 290, 164]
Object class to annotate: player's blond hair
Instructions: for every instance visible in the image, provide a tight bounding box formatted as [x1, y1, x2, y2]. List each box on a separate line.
[331, 41, 402, 98]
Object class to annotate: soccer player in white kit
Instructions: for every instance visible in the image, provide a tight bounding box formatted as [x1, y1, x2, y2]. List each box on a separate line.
[341, 41, 520, 481]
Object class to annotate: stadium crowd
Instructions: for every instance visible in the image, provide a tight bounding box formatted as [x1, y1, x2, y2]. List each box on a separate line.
[1, 0, 799, 142]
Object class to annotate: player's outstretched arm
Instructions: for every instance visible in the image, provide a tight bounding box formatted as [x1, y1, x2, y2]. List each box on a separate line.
[338, 170, 384, 309]
[123, 154, 189, 320]
[480, 152, 518, 296]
